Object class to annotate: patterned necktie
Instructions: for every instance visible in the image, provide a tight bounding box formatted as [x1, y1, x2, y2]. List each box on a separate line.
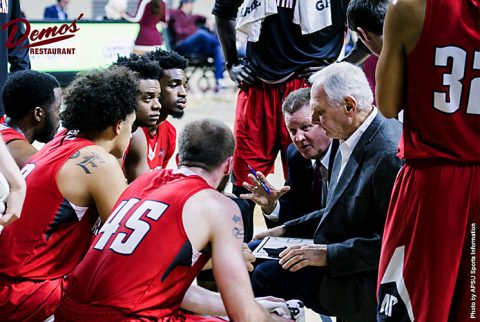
[312, 160, 329, 208]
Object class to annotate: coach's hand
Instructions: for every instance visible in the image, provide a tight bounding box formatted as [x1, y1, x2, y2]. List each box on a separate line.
[279, 244, 328, 272]
[253, 225, 286, 241]
[240, 171, 290, 215]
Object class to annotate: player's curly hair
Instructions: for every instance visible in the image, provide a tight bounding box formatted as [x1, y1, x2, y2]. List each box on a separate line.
[114, 53, 162, 80]
[2, 70, 60, 120]
[60, 67, 138, 132]
[146, 48, 188, 71]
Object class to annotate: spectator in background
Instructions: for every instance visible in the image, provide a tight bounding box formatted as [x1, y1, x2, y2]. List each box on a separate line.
[103, 0, 128, 20]
[44, 0, 69, 21]
[124, 0, 167, 55]
[169, 0, 225, 91]
[0, 0, 30, 121]
[0, 70, 62, 168]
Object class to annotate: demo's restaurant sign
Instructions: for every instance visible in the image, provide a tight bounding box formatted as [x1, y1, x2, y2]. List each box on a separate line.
[2, 14, 141, 73]
[3, 14, 84, 55]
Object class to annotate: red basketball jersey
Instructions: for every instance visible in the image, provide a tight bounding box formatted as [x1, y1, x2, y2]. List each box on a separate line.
[64, 169, 212, 319]
[143, 120, 176, 170]
[0, 130, 99, 280]
[402, 0, 480, 162]
[0, 124, 27, 144]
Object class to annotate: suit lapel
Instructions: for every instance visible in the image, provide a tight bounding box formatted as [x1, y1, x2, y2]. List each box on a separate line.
[327, 139, 340, 182]
[318, 114, 386, 228]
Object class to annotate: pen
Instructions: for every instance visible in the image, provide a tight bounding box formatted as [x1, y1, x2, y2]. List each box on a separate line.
[247, 164, 271, 195]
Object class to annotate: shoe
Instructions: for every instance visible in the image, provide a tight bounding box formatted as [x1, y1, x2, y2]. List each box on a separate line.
[215, 79, 228, 91]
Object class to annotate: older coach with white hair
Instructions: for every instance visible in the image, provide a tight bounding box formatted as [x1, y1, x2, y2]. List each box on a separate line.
[251, 62, 403, 322]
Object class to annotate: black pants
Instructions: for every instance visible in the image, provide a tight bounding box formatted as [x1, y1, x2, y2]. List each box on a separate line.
[251, 258, 330, 314]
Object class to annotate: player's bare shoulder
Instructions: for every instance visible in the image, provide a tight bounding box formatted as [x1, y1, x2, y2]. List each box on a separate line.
[66, 145, 119, 175]
[388, 0, 426, 52]
[185, 189, 241, 224]
[58, 145, 123, 191]
[193, 189, 239, 214]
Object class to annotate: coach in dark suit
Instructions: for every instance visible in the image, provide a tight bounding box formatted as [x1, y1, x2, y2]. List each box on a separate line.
[251, 62, 403, 322]
[0, 0, 30, 117]
[43, 0, 68, 21]
[241, 88, 339, 228]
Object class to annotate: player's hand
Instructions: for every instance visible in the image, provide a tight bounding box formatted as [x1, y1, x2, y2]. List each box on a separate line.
[240, 171, 290, 215]
[253, 225, 286, 241]
[296, 60, 333, 82]
[242, 243, 256, 272]
[228, 63, 257, 90]
[0, 184, 26, 228]
[256, 297, 295, 322]
[270, 313, 295, 321]
[279, 244, 328, 272]
[255, 296, 286, 303]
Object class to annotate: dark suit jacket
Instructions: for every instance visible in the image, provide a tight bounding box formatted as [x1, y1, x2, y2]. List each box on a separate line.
[273, 141, 339, 225]
[43, 4, 67, 20]
[0, 0, 30, 116]
[285, 113, 403, 322]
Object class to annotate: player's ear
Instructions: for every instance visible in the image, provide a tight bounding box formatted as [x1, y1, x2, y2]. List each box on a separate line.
[224, 156, 233, 175]
[356, 27, 370, 42]
[113, 120, 122, 135]
[33, 107, 44, 123]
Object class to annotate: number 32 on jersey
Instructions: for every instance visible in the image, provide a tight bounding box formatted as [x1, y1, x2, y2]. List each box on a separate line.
[434, 46, 479, 115]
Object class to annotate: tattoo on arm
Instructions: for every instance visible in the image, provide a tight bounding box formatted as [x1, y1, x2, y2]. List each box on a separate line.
[231, 214, 244, 240]
[69, 151, 80, 159]
[76, 152, 106, 174]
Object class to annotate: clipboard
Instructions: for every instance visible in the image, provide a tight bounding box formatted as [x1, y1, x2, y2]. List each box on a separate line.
[252, 236, 314, 260]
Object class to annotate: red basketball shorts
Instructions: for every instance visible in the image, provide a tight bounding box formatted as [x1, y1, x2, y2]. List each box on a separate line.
[232, 78, 308, 186]
[0, 275, 64, 321]
[55, 295, 228, 321]
[378, 163, 480, 322]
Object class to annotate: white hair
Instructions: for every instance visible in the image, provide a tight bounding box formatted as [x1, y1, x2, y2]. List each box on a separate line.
[309, 62, 373, 110]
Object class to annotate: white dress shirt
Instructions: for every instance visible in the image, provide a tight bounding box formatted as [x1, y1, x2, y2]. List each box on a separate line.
[337, 107, 378, 179]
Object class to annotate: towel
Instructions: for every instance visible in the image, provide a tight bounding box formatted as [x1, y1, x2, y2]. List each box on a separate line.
[236, 0, 333, 42]
[293, 0, 332, 35]
[256, 298, 306, 322]
[236, 0, 277, 42]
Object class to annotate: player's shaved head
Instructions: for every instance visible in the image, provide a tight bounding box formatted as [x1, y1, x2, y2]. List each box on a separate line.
[178, 118, 235, 172]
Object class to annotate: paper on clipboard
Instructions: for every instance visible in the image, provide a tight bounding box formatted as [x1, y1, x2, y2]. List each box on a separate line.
[252, 236, 314, 260]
